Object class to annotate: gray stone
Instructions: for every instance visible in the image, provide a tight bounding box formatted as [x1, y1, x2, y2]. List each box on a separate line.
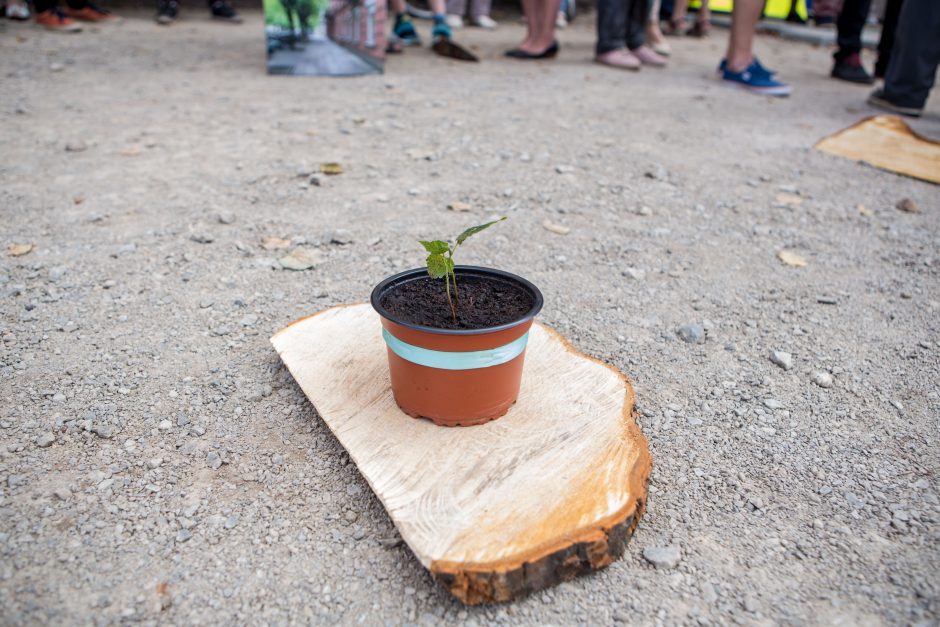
[677, 324, 706, 344]
[240, 314, 258, 327]
[48, 266, 68, 282]
[224, 516, 238, 529]
[92, 424, 115, 439]
[176, 529, 193, 543]
[36, 433, 55, 448]
[177, 414, 191, 427]
[206, 452, 222, 470]
[642, 545, 681, 569]
[189, 233, 214, 244]
[217, 211, 236, 224]
[770, 351, 794, 371]
[811, 371, 833, 388]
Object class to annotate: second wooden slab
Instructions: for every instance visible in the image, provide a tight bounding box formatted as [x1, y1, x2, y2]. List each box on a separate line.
[271, 304, 652, 604]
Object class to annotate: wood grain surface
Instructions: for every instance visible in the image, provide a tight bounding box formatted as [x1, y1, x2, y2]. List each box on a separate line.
[815, 114, 940, 185]
[271, 304, 652, 603]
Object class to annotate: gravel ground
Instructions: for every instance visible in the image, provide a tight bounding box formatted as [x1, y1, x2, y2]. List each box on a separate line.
[1, 9, 939, 626]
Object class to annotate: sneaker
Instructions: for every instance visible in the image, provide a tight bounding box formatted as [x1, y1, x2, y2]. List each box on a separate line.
[555, 10, 567, 29]
[831, 52, 874, 84]
[867, 88, 922, 117]
[721, 63, 791, 96]
[631, 45, 667, 67]
[393, 15, 421, 46]
[595, 48, 640, 71]
[35, 7, 81, 30]
[63, 1, 117, 22]
[431, 19, 451, 42]
[471, 14, 497, 29]
[4, 0, 30, 20]
[209, 0, 241, 22]
[718, 57, 776, 77]
[444, 13, 462, 28]
[155, 0, 177, 23]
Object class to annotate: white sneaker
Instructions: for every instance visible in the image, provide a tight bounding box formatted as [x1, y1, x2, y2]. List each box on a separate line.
[445, 14, 463, 28]
[555, 10, 567, 29]
[471, 14, 497, 29]
[5, 0, 30, 19]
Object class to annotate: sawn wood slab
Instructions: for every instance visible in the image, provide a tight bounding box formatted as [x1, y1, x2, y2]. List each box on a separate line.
[271, 304, 652, 604]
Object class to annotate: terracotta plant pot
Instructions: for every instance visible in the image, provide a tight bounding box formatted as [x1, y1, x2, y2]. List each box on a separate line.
[371, 266, 544, 427]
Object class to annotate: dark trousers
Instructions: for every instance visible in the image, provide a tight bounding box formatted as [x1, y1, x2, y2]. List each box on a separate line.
[882, 0, 940, 108]
[597, 0, 649, 54]
[834, 0, 871, 60]
[875, 0, 903, 77]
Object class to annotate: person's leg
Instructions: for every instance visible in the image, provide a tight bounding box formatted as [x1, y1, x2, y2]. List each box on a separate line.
[690, 0, 710, 35]
[876, 0, 940, 110]
[595, 0, 641, 67]
[724, 0, 763, 71]
[596, 0, 627, 55]
[874, 0, 902, 77]
[512, 0, 559, 53]
[646, 0, 671, 54]
[831, 0, 874, 81]
[626, 0, 648, 49]
[390, 0, 422, 44]
[721, 0, 790, 94]
[468, 0, 495, 26]
[628, 0, 666, 64]
[834, 0, 871, 61]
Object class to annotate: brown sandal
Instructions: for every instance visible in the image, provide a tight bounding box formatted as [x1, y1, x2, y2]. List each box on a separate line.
[689, 20, 711, 37]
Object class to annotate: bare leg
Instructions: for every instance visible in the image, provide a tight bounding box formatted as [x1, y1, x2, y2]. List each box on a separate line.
[427, 0, 445, 15]
[697, 0, 710, 24]
[725, 0, 762, 71]
[389, 0, 405, 13]
[671, 0, 689, 22]
[516, 0, 559, 51]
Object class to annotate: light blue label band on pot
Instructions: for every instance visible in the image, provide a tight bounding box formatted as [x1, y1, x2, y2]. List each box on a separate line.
[382, 328, 529, 371]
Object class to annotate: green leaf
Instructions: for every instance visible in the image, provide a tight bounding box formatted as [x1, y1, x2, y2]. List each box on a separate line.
[426, 253, 449, 279]
[419, 240, 450, 255]
[455, 217, 506, 246]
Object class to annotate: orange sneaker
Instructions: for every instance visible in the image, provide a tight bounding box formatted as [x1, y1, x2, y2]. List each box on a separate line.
[63, 2, 116, 21]
[35, 8, 82, 31]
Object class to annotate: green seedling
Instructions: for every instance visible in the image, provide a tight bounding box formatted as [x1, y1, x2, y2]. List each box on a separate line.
[420, 217, 506, 322]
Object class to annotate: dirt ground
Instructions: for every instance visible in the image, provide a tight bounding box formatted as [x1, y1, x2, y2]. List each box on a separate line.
[1, 9, 939, 626]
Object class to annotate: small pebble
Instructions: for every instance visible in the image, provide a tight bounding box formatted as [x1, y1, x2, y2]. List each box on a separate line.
[770, 350, 793, 371]
[36, 433, 55, 448]
[642, 545, 681, 569]
[677, 324, 705, 344]
[811, 371, 833, 388]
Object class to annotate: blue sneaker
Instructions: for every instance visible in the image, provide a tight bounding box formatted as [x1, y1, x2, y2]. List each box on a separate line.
[431, 17, 451, 42]
[721, 62, 791, 97]
[393, 15, 421, 46]
[717, 57, 777, 77]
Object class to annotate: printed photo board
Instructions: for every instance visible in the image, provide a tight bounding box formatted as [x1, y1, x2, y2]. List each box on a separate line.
[265, 0, 386, 75]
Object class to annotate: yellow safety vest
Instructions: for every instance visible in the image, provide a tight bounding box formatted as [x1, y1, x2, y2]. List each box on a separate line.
[688, 0, 809, 21]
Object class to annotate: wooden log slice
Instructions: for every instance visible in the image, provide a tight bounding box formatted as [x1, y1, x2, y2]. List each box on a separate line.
[271, 304, 652, 604]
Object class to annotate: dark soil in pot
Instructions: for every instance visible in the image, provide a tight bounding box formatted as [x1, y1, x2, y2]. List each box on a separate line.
[380, 275, 535, 330]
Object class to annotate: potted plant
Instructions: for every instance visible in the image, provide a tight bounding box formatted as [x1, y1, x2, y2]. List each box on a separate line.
[370, 218, 544, 427]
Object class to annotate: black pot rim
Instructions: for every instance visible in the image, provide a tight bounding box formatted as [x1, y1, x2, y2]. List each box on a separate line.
[370, 265, 544, 336]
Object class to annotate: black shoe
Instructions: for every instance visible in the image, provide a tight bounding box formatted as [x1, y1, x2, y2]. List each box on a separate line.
[155, 0, 177, 24]
[505, 40, 558, 59]
[867, 88, 923, 118]
[209, 0, 241, 22]
[832, 53, 874, 84]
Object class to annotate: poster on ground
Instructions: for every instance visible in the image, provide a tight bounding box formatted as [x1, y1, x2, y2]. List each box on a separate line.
[265, 0, 386, 76]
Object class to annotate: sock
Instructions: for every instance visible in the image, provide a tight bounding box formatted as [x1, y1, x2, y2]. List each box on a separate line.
[432, 13, 445, 24]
